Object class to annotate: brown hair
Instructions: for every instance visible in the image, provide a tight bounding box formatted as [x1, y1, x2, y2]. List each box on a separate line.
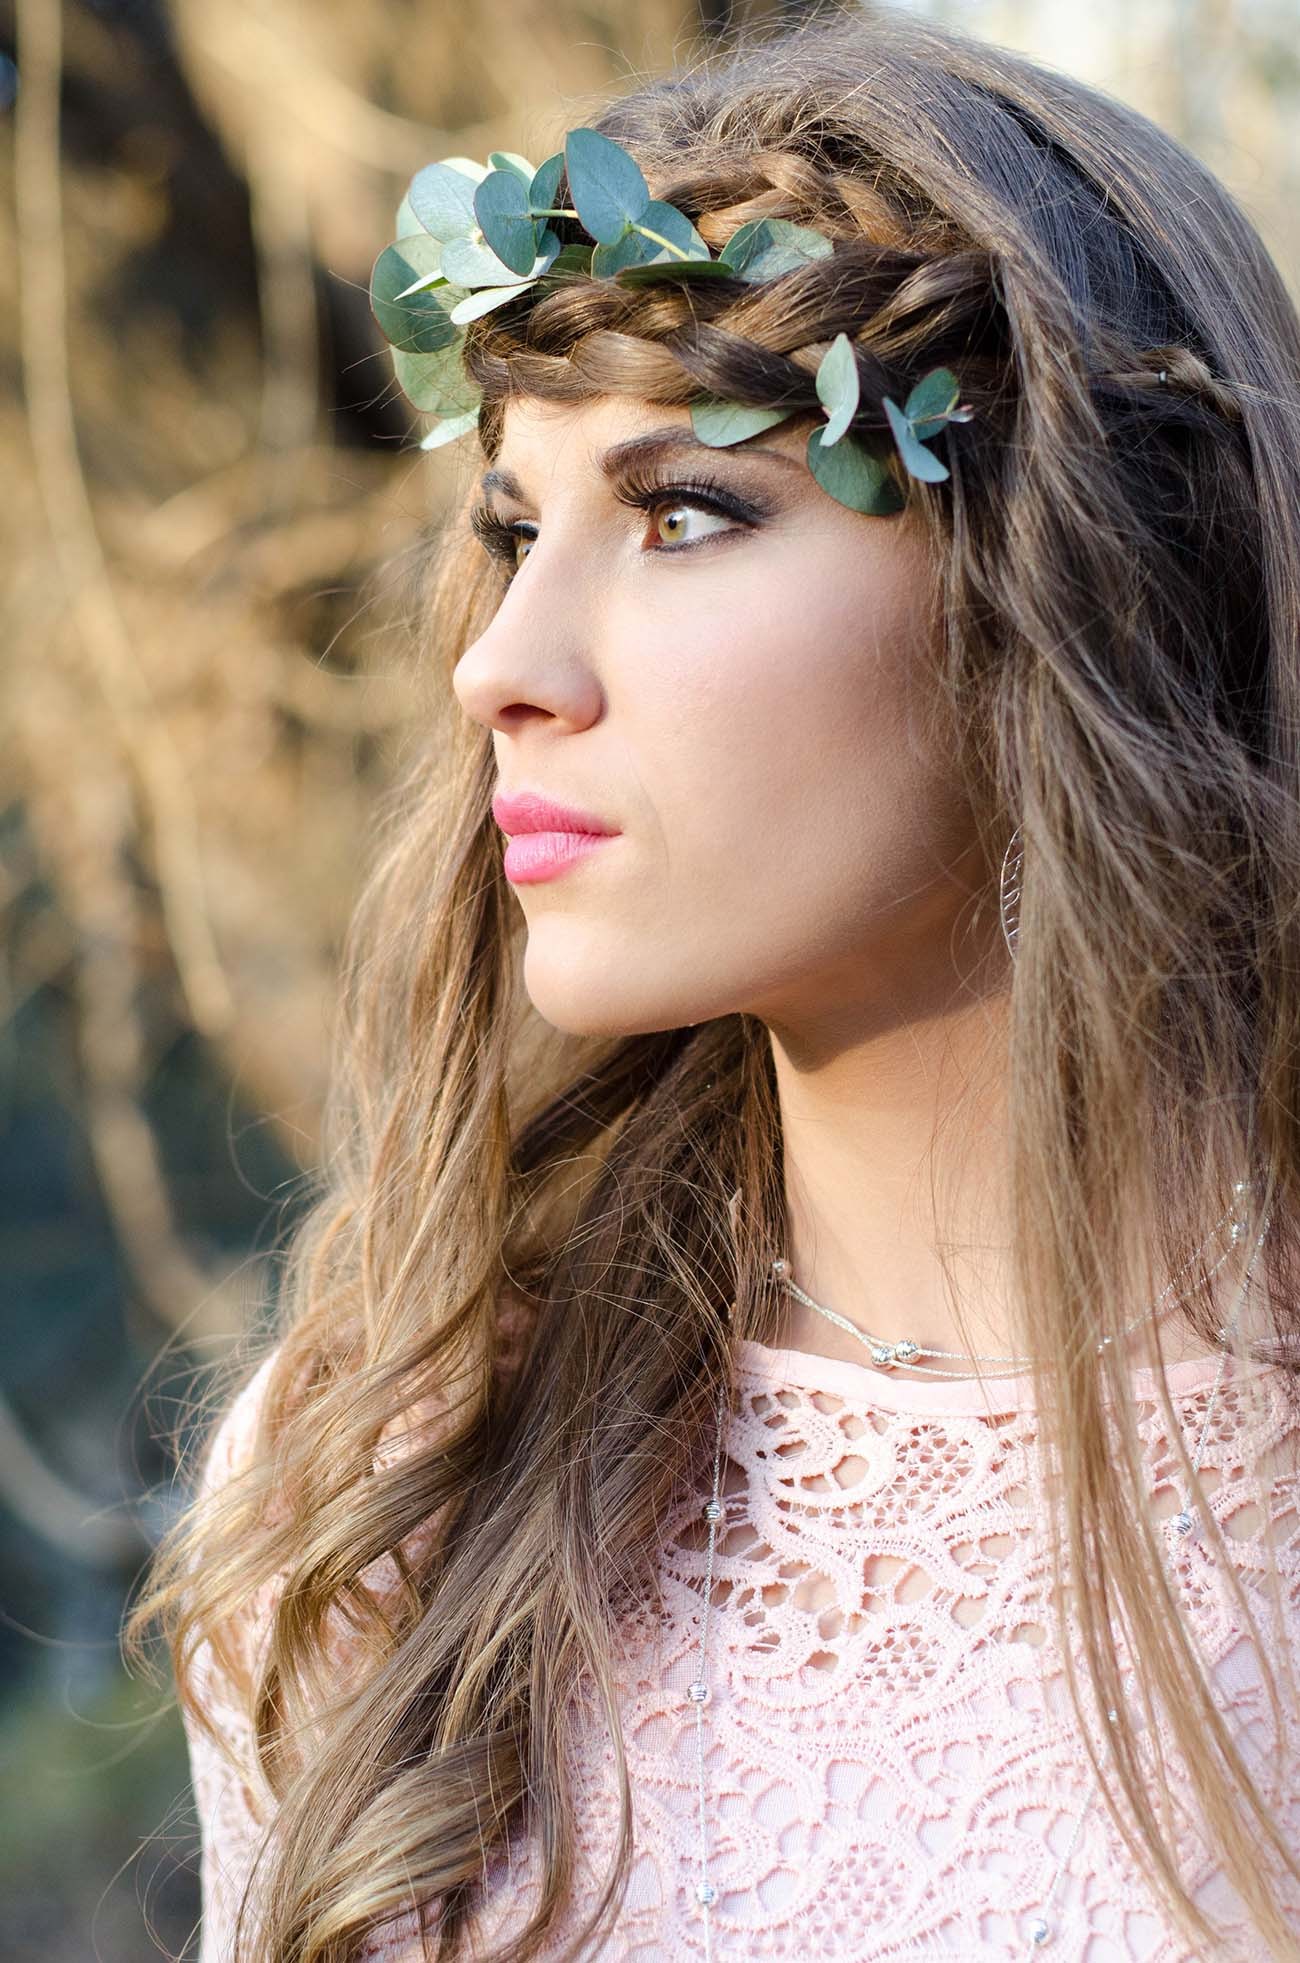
[125, 6, 1300, 1957]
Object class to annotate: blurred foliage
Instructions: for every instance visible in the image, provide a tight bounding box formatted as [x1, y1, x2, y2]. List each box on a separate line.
[2, 0, 1298, 1957]
[1, 0, 724, 1952]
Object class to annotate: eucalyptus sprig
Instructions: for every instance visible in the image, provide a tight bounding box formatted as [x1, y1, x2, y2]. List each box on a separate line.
[369, 126, 975, 508]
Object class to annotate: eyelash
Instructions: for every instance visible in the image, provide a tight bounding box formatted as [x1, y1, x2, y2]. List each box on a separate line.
[468, 469, 766, 582]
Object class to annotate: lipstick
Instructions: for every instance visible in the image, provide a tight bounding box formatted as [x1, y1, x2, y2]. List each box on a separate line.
[492, 788, 620, 886]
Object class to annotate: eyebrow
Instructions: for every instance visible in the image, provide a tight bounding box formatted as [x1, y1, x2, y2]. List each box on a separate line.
[478, 422, 807, 503]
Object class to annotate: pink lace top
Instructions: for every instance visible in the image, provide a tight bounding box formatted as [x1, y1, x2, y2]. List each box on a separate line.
[184, 1339, 1300, 1960]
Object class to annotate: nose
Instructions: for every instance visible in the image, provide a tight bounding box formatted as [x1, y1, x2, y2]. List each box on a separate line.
[451, 568, 605, 737]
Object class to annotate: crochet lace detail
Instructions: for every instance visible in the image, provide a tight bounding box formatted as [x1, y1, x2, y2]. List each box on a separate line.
[182, 1341, 1300, 1960]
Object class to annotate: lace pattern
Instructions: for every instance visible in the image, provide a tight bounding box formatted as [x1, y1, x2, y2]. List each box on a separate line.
[180, 1342, 1300, 1960]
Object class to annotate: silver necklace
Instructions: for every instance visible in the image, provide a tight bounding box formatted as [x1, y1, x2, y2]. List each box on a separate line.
[770, 1191, 1249, 1379]
[687, 1183, 1267, 1958]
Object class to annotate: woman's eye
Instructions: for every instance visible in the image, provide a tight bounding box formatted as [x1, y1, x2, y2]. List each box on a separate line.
[470, 489, 750, 582]
[517, 497, 734, 570]
[648, 499, 735, 551]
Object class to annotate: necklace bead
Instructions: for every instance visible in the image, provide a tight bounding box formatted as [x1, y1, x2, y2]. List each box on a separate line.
[688, 1191, 1264, 1957]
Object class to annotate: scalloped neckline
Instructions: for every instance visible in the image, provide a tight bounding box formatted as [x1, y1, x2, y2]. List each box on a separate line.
[733, 1333, 1273, 1416]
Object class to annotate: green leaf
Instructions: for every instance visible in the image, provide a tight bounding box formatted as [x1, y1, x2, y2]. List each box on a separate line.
[632, 198, 711, 261]
[440, 233, 532, 288]
[528, 152, 565, 216]
[438, 155, 491, 181]
[590, 226, 666, 278]
[440, 227, 566, 323]
[419, 407, 481, 450]
[883, 396, 950, 481]
[615, 258, 739, 288]
[690, 399, 796, 446]
[718, 217, 834, 283]
[448, 279, 537, 324]
[814, 333, 861, 447]
[382, 231, 445, 292]
[392, 264, 448, 302]
[473, 169, 540, 276]
[805, 427, 905, 514]
[487, 150, 535, 182]
[439, 224, 561, 292]
[904, 366, 961, 439]
[533, 241, 596, 286]
[564, 127, 650, 244]
[529, 227, 564, 267]
[407, 160, 485, 243]
[392, 341, 479, 416]
[370, 238, 459, 354]
[395, 192, 419, 239]
[590, 199, 708, 277]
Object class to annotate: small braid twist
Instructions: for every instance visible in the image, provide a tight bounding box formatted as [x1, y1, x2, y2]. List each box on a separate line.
[1101, 342, 1244, 421]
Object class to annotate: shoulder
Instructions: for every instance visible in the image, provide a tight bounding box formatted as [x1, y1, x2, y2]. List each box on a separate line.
[179, 1343, 314, 1744]
[191, 1334, 463, 1616]
[196, 1316, 507, 1499]
[183, 1345, 294, 1694]
[193, 1348, 282, 1503]
[178, 1354, 291, 1868]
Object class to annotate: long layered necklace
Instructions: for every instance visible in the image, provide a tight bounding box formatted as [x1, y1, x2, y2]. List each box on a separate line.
[685, 1182, 1266, 1958]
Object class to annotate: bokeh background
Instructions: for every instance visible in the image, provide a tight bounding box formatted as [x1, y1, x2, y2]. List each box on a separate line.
[2, 0, 1298, 1955]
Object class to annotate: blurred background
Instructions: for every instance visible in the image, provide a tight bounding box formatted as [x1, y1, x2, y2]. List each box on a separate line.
[1, 0, 1298, 1955]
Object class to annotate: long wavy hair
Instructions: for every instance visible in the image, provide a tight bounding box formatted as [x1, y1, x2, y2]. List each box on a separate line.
[124, 7, 1300, 1958]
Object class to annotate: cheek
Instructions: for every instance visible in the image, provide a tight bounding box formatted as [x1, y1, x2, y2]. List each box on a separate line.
[615, 537, 946, 909]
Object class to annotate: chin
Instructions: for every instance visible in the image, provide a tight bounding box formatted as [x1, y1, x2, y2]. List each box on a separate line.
[520, 936, 710, 1040]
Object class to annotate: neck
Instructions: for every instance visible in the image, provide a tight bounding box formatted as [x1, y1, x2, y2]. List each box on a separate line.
[765, 983, 1259, 1378]
[767, 978, 1017, 1375]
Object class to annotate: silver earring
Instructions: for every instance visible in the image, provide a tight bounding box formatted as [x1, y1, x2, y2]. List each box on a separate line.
[999, 825, 1023, 961]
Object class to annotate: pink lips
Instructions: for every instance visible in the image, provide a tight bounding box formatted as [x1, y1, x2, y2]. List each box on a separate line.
[491, 788, 620, 886]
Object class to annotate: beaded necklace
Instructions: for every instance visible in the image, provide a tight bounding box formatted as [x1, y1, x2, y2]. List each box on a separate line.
[686, 1184, 1267, 1958]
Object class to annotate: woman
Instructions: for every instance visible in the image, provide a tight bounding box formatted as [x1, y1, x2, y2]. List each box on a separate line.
[125, 6, 1300, 1958]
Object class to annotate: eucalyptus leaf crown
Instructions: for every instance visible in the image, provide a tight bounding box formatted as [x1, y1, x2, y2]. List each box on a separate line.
[368, 126, 975, 516]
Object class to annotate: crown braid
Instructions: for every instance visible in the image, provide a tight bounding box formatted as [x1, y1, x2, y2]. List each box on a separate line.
[375, 124, 1248, 513]
[469, 256, 1243, 471]
[375, 128, 982, 510]
[461, 141, 986, 448]
[468, 240, 1006, 447]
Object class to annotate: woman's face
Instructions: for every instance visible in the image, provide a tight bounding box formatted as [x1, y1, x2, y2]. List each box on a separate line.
[452, 393, 990, 1041]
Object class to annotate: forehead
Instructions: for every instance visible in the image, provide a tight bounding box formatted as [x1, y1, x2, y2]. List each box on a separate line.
[481, 395, 817, 503]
